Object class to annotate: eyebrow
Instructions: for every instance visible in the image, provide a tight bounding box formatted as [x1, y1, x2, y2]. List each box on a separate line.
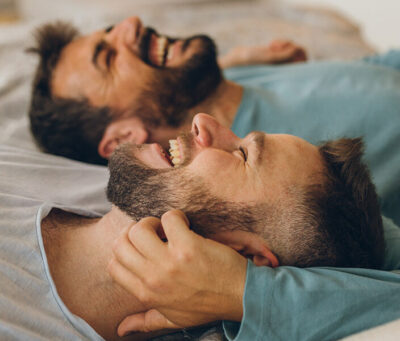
[249, 132, 265, 165]
[92, 40, 108, 69]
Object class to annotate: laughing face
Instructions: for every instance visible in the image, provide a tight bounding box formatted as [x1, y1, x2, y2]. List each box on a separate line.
[107, 114, 325, 247]
[51, 17, 222, 128]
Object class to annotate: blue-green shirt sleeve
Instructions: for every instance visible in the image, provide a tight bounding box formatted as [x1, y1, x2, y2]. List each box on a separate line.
[223, 216, 400, 340]
[223, 261, 400, 341]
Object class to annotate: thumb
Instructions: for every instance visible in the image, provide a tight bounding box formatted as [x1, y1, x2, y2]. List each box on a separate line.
[117, 309, 180, 336]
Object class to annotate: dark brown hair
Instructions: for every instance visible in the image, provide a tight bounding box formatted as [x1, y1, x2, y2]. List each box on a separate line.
[27, 22, 111, 165]
[266, 137, 384, 268]
[316, 137, 384, 268]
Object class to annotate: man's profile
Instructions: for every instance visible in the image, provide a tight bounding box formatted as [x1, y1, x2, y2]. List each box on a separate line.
[0, 113, 385, 340]
[106, 113, 383, 269]
[27, 17, 305, 165]
[26, 17, 400, 228]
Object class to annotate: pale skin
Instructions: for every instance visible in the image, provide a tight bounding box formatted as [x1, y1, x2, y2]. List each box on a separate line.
[51, 16, 307, 158]
[108, 113, 323, 336]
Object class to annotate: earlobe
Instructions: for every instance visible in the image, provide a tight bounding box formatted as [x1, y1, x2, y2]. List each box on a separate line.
[98, 134, 118, 159]
[212, 231, 279, 268]
[252, 249, 279, 268]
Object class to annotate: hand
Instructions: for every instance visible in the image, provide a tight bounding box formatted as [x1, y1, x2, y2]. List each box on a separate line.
[219, 39, 307, 68]
[108, 210, 248, 336]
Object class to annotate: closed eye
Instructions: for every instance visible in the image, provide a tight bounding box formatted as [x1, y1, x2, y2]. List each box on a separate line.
[105, 49, 116, 69]
[239, 146, 247, 162]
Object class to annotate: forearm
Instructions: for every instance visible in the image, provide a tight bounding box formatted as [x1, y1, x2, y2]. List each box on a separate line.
[219, 41, 307, 69]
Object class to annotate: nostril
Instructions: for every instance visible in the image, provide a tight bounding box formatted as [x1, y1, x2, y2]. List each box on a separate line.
[105, 25, 114, 33]
[194, 123, 199, 136]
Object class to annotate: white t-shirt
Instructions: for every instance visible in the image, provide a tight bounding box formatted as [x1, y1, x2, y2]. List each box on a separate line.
[0, 145, 109, 340]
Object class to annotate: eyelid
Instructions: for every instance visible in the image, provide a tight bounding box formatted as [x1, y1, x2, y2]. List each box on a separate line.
[105, 49, 116, 69]
[239, 146, 248, 162]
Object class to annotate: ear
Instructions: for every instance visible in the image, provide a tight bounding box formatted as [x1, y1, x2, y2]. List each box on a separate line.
[212, 231, 279, 268]
[251, 245, 279, 268]
[98, 117, 149, 159]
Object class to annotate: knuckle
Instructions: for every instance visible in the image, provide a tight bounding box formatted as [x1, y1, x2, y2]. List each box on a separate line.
[144, 275, 162, 291]
[137, 290, 152, 306]
[175, 248, 194, 263]
[164, 261, 178, 276]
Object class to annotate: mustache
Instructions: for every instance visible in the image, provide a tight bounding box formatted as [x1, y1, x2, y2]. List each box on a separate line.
[139, 28, 216, 66]
[138, 27, 156, 63]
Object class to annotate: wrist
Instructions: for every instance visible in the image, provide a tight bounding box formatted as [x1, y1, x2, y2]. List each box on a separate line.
[218, 255, 247, 321]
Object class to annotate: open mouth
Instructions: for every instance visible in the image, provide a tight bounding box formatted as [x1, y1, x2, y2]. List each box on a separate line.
[148, 34, 175, 67]
[150, 140, 182, 168]
[168, 139, 182, 166]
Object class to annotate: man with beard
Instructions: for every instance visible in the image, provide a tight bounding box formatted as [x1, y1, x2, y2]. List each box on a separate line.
[28, 16, 306, 166]
[106, 114, 400, 340]
[1, 113, 399, 340]
[28, 17, 400, 229]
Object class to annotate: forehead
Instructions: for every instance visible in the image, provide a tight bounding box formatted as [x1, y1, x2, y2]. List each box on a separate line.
[51, 30, 104, 100]
[262, 133, 323, 183]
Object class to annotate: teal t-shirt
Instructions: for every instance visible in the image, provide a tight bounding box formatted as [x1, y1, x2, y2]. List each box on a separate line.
[226, 57, 400, 226]
[223, 53, 400, 340]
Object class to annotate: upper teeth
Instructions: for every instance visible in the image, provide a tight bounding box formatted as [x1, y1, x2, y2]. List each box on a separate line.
[166, 44, 174, 61]
[157, 36, 168, 66]
[169, 139, 181, 167]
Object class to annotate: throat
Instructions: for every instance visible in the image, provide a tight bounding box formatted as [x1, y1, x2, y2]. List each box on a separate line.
[41, 209, 125, 340]
[190, 80, 243, 128]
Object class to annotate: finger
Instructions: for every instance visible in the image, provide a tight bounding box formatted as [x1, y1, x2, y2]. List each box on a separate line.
[107, 257, 144, 295]
[128, 217, 167, 259]
[118, 309, 179, 336]
[113, 232, 147, 275]
[292, 48, 307, 62]
[269, 39, 291, 51]
[160, 210, 194, 247]
[275, 45, 298, 62]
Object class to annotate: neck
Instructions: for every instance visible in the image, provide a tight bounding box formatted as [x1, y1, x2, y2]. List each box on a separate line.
[42, 207, 154, 340]
[149, 80, 243, 147]
[190, 80, 243, 128]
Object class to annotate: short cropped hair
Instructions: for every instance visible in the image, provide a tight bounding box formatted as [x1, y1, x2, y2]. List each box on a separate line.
[27, 22, 110, 165]
[260, 137, 384, 268]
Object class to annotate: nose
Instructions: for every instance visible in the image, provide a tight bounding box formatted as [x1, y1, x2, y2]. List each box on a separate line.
[192, 113, 239, 150]
[105, 16, 142, 49]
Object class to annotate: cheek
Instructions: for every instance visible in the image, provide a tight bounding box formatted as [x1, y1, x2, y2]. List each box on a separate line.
[187, 153, 250, 201]
[116, 52, 153, 81]
[189, 152, 233, 176]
